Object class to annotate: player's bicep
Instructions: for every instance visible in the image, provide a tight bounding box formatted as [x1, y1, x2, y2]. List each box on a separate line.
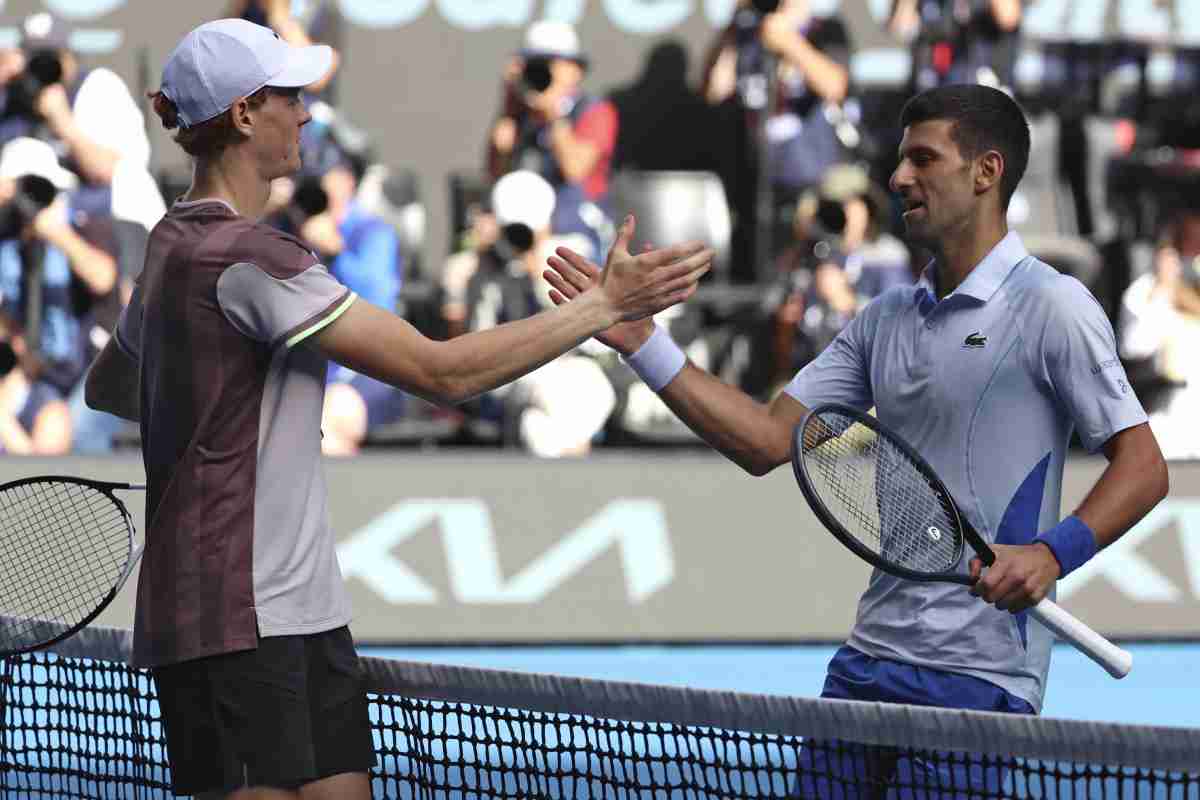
[783, 315, 874, 411]
[308, 298, 449, 402]
[1043, 278, 1147, 452]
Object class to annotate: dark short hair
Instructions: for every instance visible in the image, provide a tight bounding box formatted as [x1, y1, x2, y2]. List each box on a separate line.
[899, 84, 1031, 209]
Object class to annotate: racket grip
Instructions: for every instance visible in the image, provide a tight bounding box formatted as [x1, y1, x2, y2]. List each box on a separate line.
[1029, 598, 1132, 679]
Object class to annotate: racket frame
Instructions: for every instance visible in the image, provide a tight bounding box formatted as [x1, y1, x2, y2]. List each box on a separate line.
[791, 403, 970, 585]
[0, 475, 144, 658]
[791, 404, 1133, 680]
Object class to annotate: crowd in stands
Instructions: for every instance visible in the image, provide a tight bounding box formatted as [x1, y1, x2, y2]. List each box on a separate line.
[0, 0, 1197, 459]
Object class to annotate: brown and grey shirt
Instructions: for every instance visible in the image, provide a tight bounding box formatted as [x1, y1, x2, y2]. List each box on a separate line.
[116, 199, 357, 667]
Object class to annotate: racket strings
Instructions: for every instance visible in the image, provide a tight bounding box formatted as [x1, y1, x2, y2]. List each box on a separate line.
[0, 481, 132, 650]
[802, 412, 962, 574]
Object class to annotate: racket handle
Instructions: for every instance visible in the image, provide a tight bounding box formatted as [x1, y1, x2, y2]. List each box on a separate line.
[1029, 598, 1133, 679]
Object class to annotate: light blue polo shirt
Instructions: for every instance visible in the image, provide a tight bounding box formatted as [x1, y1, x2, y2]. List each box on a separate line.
[785, 231, 1147, 711]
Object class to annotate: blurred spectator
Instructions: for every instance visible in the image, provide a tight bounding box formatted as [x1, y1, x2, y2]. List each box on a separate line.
[0, 310, 71, 454]
[1119, 212, 1200, 460]
[228, 0, 341, 96]
[486, 21, 617, 262]
[462, 170, 615, 457]
[889, 0, 1022, 93]
[766, 164, 910, 387]
[0, 12, 165, 232]
[268, 144, 404, 456]
[0, 137, 119, 402]
[786, 163, 912, 299]
[441, 203, 501, 340]
[701, 0, 855, 196]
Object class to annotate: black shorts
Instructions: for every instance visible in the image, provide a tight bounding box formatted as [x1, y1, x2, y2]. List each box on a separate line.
[151, 626, 375, 796]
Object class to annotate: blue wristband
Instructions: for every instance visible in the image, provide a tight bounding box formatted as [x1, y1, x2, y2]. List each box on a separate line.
[1034, 515, 1097, 578]
[623, 325, 686, 392]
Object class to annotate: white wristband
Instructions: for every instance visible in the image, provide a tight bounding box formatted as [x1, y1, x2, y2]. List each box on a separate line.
[623, 325, 686, 392]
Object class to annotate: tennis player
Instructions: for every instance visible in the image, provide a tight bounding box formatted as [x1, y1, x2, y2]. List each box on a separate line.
[545, 84, 1168, 794]
[83, 18, 711, 800]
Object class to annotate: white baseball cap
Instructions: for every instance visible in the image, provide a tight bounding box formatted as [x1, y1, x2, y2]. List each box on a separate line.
[161, 18, 333, 128]
[0, 137, 77, 190]
[520, 20, 587, 66]
[491, 171, 556, 233]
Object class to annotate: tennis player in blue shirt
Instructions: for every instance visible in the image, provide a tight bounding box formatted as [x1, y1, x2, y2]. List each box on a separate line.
[544, 84, 1169, 795]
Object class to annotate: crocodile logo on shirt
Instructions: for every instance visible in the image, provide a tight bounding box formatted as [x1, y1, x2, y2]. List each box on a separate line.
[963, 331, 987, 349]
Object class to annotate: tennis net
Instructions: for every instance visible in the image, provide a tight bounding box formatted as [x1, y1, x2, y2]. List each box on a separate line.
[2, 617, 1199, 798]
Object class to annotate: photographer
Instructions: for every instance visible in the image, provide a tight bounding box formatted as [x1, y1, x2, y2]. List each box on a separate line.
[701, 0, 853, 196]
[486, 21, 618, 262]
[462, 171, 615, 457]
[1119, 211, 1200, 460]
[0, 308, 71, 455]
[889, 0, 1022, 92]
[226, 0, 341, 97]
[0, 12, 165, 232]
[766, 165, 910, 388]
[267, 141, 404, 456]
[0, 137, 120, 400]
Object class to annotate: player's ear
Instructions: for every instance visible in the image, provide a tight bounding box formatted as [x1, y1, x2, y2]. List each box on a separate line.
[975, 150, 1004, 197]
[230, 97, 255, 137]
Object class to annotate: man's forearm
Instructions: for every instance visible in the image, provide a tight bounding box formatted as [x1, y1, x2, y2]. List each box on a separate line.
[653, 364, 799, 476]
[421, 291, 614, 403]
[549, 120, 600, 184]
[777, 36, 849, 103]
[50, 117, 120, 185]
[1075, 423, 1169, 550]
[42, 226, 117, 295]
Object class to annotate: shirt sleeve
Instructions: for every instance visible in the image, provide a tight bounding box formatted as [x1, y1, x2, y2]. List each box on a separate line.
[72, 68, 151, 168]
[115, 283, 142, 360]
[217, 261, 356, 349]
[784, 301, 875, 411]
[1117, 274, 1171, 361]
[1040, 276, 1148, 452]
[574, 100, 618, 160]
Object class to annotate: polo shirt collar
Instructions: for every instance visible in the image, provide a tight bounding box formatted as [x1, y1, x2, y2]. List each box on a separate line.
[914, 231, 1028, 306]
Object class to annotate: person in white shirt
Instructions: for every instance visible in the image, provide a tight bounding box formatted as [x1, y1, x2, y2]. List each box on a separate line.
[1119, 211, 1200, 460]
[0, 12, 166, 232]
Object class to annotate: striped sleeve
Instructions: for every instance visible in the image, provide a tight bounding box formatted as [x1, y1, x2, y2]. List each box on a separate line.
[216, 261, 356, 348]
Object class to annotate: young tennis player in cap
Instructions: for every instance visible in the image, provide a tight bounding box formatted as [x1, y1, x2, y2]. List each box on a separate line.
[85, 17, 711, 799]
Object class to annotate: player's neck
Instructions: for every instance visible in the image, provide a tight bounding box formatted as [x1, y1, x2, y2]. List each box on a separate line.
[931, 216, 1008, 298]
[185, 154, 271, 221]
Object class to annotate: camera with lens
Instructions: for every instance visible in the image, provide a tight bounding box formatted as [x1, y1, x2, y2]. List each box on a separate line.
[290, 175, 329, 220]
[519, 57, 554, 95]
[2, 49, 64, 120]
[0, 174, 58, 241]
[800, 196, 848, 267]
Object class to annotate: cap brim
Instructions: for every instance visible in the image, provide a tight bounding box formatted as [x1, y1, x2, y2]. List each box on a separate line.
[519, 49, 588, 68]
[269, 44, 333, 88]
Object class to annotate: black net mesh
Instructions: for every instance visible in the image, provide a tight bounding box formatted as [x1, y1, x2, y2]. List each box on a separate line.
[3, 626, 1199, 799]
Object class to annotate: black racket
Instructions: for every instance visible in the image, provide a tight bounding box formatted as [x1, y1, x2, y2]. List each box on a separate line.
[791, 403, 1132, 679]
[0, 476, 145, 657]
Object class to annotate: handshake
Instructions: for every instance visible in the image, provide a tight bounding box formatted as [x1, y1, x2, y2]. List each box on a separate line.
[542, 214, 713, 355]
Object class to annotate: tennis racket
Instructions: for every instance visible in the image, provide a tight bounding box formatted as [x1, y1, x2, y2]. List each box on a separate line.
[0, 476, 145, 658]
[791, 403, 1133, 679]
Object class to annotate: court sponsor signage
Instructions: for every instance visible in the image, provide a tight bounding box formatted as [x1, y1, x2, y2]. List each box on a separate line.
[8, 453, 1197, 643]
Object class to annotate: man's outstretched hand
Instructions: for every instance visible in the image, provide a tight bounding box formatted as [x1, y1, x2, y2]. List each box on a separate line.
[545, 215, 710, 355]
